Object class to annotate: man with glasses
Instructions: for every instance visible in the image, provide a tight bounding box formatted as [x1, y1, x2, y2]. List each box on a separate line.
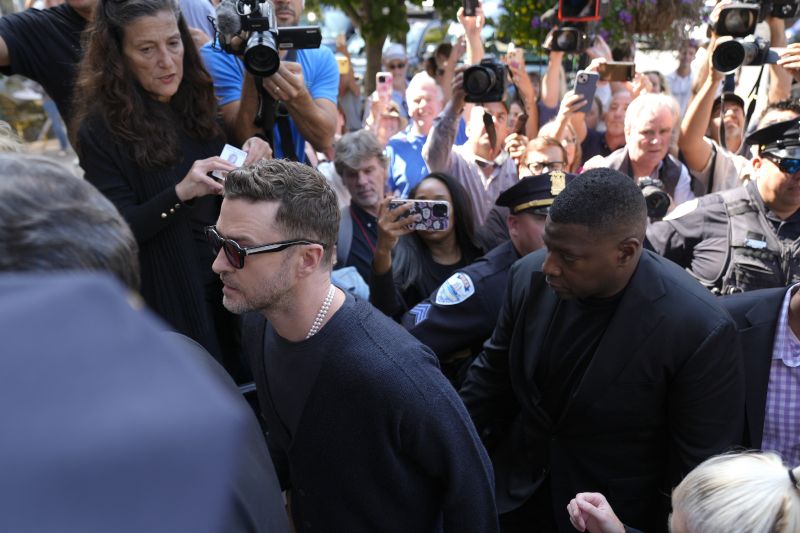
[209, 158, 498, 532]
[402, 171, 574, 389]
[648, 117, 800, 294]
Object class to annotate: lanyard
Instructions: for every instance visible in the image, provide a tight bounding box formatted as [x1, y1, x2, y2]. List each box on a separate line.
[350, 207, 376, 253]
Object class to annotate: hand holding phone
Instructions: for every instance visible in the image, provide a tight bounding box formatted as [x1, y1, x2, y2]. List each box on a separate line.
[388, 199, 451, 231]
[376, 71, 393, 102]
[572, 71, 599, 114]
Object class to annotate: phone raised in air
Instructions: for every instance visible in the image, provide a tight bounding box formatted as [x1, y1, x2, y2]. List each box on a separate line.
[598, 61, 635, 82]
[573, 70, 599, 114]
[376, 71, 393, 100]
[463, 0, 479, 17]
[388, 199, 450, 231]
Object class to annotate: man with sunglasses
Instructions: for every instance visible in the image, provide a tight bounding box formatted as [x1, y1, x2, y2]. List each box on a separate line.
[648, 117, 800, 294]
[209, 159, 498, 532]
[362, 43, 410, 125]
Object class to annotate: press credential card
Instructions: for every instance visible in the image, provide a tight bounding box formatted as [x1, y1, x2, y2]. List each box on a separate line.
[212, 144, 248, 180]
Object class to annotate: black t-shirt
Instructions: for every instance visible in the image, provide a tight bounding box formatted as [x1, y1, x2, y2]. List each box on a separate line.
[0, 4, 86, 124]
[535, 291, 623, 421]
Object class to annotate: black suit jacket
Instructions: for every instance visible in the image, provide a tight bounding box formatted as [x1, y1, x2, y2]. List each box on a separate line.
[460, 250, 745, 533]
[721, 287, 786, 449]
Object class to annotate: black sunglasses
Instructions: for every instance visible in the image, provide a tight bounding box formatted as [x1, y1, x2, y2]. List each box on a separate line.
[763, 152, 800, 175]
[205, 226, 323, 269]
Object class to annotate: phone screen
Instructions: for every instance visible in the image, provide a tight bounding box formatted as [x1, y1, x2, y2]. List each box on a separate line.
[598, 62, 635, 82]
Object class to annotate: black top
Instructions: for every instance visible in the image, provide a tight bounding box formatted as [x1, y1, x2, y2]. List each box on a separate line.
[536, 292, 623, 421]
[581, 129, 614, 163]
[345, 203, 378, 282]
[76, 112, 242, 376]
[370, 242, 467, 320]
[0, 3, 86, 126]
[263, 298, 337, 438]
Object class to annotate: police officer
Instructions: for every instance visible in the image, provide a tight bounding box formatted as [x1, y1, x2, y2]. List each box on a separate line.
[648, 117, 800, 294]
[401, 171, 574, 387]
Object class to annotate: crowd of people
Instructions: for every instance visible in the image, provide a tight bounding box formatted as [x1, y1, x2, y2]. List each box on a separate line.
[1, 0, 800, 531]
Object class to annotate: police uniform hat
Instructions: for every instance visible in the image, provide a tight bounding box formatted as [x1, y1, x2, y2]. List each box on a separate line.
[496, 171, 576, 215]
[745, 116, 800, 158]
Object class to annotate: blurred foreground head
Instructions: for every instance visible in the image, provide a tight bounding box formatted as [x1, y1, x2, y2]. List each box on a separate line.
[0, 154, 140, 290]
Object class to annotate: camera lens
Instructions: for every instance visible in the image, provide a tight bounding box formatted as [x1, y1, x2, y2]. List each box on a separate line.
[432, 204, 447, 217]
[244, 31, 279, 77]
[712, 39, 746, 72]
[556, 30, 578, 51]
[464, 66, 495, 97]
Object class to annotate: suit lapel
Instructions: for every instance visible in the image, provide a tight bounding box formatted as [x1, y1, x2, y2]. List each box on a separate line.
[741, 294, 782, 448]
[511, 270, 559, 428]
[560, 253, 666, 424]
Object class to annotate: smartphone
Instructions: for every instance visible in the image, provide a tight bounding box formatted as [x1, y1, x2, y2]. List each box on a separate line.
[512, 112, 529, 135]
[598, 61, 635, 82]
[376, 71, 393, 100]
[388, 199, 450, 232]
[336, 55, 350, 75]
[573, 70, 599, 114]
[506, 42, 524, 71]
[463, 0, 479, 17]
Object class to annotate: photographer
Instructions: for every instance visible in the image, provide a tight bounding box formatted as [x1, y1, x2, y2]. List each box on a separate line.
[200, 0, 338, 163]
[423, 66, 521, 226]
[586, 93, 699, 211]
[0, 0, 95, 136]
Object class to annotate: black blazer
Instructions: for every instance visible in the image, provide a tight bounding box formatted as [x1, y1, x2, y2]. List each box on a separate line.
[721, 287, 786, 449]
[460, 249, 745, 533]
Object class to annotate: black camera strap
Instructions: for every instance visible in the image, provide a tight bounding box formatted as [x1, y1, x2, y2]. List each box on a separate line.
[253, 49, 301, 163]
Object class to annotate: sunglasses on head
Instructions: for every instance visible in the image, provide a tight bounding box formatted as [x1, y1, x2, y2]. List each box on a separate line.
[762, 152, 800, 175]
[205, 226, 324, 269]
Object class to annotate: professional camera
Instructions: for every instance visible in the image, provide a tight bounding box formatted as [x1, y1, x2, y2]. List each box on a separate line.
[543, 25, 593, 53]
[463, 56, 507, 103]
[712, 36, 781, 73]
[714, 0, 800, 37]
[213, 0, 322, 77]
[637, 177, 671, 220]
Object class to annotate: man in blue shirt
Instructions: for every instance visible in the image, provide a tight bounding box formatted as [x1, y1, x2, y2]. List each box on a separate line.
[200, 0, 338, 163]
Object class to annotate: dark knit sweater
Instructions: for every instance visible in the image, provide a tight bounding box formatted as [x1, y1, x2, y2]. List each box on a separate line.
[78, 113, 236, 367]
[244, 294, 498, 533]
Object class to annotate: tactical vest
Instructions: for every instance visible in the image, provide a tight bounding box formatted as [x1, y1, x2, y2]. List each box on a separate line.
[604, 148, 705, 198]
[718, 185, 800, 294]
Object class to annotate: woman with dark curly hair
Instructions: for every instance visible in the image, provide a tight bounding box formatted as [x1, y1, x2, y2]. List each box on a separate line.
[370, 172, 483, 320]
[73, 0, 270, 378]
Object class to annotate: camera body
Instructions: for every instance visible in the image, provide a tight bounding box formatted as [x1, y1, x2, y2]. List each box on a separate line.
[712, 36, 781, 73]
[213, 0, 322, 77]
[714, 0, 799, 37]
[637, 177, 671, 220]
[463, 57, 507, 103]
[543, 25, 593, 54]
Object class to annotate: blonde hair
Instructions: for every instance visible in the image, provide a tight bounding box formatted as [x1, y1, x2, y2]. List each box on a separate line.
[672, 452, 800, 533]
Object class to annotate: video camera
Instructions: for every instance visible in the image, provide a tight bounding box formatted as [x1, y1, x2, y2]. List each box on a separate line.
[712, 35, 783, 72]
[464, 56, 507, 103]
[714, 0, 799, 37]
[213, 0, 322, 77]
[542, 0, 605, 54]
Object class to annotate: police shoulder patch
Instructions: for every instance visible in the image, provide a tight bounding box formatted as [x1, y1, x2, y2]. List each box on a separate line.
[663, 198, 699, 221]
[435, 272, 475, 306]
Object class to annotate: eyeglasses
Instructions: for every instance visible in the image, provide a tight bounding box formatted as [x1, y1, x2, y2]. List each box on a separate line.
[561, 137, 577, 146]
[387, 62, 407, 70]
[763, 152, 800, 175]
[527, 161, 564, 174]
[205, 226, 323, 269]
